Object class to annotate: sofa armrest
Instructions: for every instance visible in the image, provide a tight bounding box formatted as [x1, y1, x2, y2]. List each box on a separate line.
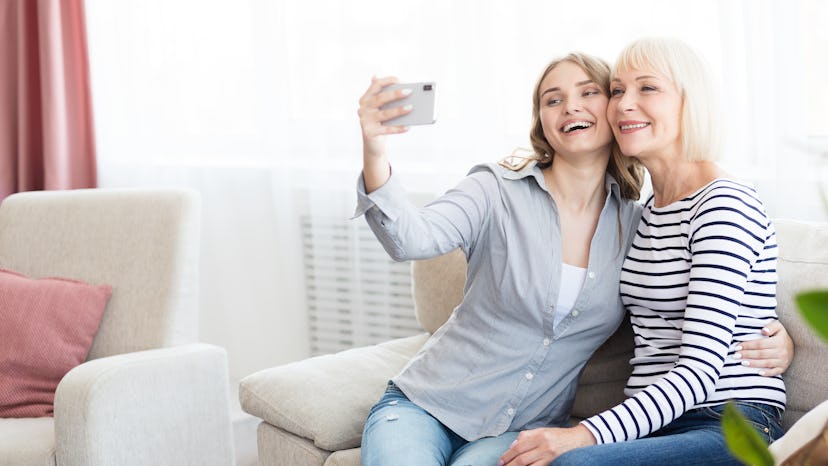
[53, 343, 234, 466]
[240, 334, 429, 452]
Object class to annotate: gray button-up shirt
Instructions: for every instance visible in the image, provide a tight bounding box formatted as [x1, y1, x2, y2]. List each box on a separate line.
[354, 162, 642, 441]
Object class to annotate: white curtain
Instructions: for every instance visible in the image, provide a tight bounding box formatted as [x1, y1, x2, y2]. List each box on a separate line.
[718, 0, 827, 220]
[84, 0, 827, 385]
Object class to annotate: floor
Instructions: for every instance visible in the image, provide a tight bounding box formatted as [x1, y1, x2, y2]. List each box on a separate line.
[230, 385, 260, 466]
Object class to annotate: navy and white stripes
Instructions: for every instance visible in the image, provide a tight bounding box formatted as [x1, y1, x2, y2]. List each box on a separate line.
[583, 179, 786, 444]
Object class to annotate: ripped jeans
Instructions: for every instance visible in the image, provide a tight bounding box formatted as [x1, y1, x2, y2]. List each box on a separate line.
[361, 381, 519, 466]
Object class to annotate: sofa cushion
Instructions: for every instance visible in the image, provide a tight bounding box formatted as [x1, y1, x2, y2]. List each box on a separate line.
[240, 334, 429, 451]
[0, 269, 112, 417]
[774, 219, 828, 429]
[256, 423, 331, 466]
[324, 447, 361, 466]
[0, 417, 56, 466]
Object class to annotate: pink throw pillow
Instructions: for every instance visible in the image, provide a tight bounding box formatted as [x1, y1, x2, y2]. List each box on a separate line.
[0, 268, 112, 417]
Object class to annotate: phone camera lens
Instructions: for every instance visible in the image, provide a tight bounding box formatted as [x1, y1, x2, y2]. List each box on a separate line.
[423, 84, 433, 91]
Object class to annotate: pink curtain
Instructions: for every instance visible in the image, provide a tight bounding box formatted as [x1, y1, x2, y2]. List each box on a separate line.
[0, 0, 97, 200]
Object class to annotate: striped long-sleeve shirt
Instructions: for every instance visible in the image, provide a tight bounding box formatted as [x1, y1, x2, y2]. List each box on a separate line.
[583, 179, 786, 444]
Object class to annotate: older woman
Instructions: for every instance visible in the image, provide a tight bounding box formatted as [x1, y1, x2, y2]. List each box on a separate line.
[500, 37, 787, 466]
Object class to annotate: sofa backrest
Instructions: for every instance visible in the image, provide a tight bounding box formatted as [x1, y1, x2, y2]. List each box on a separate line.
[411, 248, 466, 333]
[773, 219, 828, 429]
[410, 219, 828, 430]
[0, 188, 201, 360]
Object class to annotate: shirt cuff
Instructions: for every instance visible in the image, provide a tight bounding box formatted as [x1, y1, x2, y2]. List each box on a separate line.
[581, 416, 611, 445]
[352, 169, 406, 221]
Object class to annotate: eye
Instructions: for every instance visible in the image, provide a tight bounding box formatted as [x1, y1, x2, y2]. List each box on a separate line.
[641, 85, 657, 92]
[546, 98, 562, 106]
[610, 88, 624, 97]
[583, 89, 601, 97]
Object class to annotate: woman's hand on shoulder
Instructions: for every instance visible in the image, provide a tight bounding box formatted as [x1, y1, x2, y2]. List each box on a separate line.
[736, 320, 794, 377]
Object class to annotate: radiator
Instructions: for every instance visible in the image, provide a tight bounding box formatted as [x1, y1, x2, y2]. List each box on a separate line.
[300, 215, 422, 355]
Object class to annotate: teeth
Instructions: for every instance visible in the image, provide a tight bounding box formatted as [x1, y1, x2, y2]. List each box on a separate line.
[563, 121, 593, 133]
[620, 123, 650, 130]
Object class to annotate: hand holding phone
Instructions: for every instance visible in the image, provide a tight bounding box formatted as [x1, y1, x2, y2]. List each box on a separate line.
[380, 82, 437, 126]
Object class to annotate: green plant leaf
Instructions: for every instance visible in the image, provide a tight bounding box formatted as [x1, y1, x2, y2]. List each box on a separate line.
[796, 290, 828, 342]
[722, 401, 774, 466]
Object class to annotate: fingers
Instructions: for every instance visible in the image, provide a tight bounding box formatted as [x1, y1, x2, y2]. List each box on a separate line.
[358, 76, 414, 138]
[376, 104, 414, 124]
[759, 367, 785, 377]
[762, 320, 785, 336]
[736, 343, 781, 367]
[735, 322, 792, 376]
[737, 355, 783, 369]
[500, 431, 557, 466]
[358, 76, 410, 110]
[498, 439, 521, 466]
[737, 351, 779, 365]
[502, 445, 553, 466]
[500, 434, 537, 466]
[365, 76, 398, 96]
[365, 124, 409, 136]
[734, 354, 785, 377]
[374, 85, 413, 109]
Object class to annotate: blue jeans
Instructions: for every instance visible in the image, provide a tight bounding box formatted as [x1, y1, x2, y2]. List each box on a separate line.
[553, 401, 784, 466]
[361, 382, 519, 466]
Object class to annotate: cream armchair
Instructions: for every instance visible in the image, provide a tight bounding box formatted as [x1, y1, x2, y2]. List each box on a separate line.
[240, 219, 828, 466]
[0, 189, 234, 466]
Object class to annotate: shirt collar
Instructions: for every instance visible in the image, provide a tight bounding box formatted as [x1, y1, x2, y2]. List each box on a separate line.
[496, 160, 622, 202]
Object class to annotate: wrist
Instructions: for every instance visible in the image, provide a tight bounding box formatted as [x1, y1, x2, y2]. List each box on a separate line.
[362, 157, 391, 194]
[575, 424, 597, 447]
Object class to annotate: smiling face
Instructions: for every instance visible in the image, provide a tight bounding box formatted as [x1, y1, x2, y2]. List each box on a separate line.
[537, 61, 614, 160]
[607, 68, 683, 160]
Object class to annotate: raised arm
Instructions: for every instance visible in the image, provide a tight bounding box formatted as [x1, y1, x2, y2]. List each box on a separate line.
[357, 76, 412, 193]
[354, 77, 497, 262]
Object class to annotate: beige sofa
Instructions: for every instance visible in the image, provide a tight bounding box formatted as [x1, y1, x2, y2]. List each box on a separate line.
[240, 219, 828, 465]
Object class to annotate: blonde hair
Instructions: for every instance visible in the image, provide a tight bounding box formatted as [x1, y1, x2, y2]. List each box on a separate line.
[501, 53, 643, 200]
[612, 37, 722, 162]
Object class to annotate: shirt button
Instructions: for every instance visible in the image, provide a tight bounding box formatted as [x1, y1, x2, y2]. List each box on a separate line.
[588, 271, 596, 279]
[507, 408, 515, 416]
[525, 372, 534, 380]
[543, 338, 550, 346]
[571, 310, 580, 317]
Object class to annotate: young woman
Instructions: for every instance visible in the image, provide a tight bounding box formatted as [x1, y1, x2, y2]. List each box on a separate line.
[356, 50, 790, 466]
[499, 38, 787, 466]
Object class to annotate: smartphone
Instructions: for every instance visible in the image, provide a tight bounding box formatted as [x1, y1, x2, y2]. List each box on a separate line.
[380, 82, 437, 126]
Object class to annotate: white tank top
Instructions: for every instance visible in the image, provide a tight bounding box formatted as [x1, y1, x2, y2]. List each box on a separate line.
[555, 263, 587, 327]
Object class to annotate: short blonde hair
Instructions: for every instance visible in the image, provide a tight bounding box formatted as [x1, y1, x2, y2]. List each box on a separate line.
[613, 37, 722, 162]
